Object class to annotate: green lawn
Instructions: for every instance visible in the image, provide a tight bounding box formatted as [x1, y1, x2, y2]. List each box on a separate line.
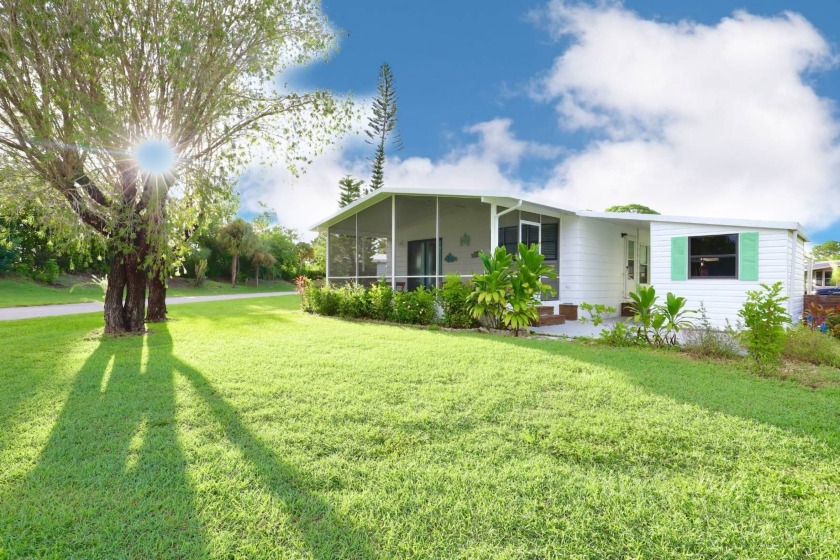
[1, 298, 838, 558]
[0, 274, 295, 307]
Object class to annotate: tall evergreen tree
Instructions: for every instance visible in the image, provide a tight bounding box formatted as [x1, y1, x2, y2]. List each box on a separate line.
[338, 175, 363, 207]
[366, 63, 402, 192]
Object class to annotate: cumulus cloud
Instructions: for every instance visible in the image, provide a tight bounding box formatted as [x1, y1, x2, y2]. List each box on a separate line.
[242, 2, 840, 237]
[534, 1, 840, 228]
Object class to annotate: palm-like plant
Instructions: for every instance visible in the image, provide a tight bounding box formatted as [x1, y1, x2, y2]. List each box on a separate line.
[659, 292, 695, 346]
[468, 247, 513, 329]
[628, 285, 658, 343]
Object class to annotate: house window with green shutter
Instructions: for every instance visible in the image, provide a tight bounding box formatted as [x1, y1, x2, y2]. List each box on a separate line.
[689, 234, 738, 278]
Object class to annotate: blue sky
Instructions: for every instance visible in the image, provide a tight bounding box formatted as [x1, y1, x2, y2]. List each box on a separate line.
[253, 1, 840, 243]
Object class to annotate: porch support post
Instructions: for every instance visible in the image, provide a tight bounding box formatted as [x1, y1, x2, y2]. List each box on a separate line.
[325, 227, 330, 285]
[435, 196, 440, 288]
[391, 195, 396, 290]
[490, 203, 498, 250]
[355, 214, 359, 284]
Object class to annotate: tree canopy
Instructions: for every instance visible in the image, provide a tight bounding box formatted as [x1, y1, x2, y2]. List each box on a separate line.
[0, 0, 352, 332]
[605, 204, 660, 215]
[812, 240, 840, 262]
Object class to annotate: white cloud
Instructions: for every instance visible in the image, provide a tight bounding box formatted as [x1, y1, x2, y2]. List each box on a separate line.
[535, 1, 840, 228]
[242, 2, 840, 238]
[239, 118, 534, 239]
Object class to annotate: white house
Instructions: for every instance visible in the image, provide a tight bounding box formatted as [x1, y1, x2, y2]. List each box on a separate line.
[311, 187, 809, 327]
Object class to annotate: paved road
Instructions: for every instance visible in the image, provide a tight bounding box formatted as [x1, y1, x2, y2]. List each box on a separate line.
[0, 291, 299, 321]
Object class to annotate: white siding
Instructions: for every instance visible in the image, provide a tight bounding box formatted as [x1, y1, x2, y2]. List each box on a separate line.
[790, 233, 805, 322]
[651, 222, 797, 328]
[559, 216, 626, 313]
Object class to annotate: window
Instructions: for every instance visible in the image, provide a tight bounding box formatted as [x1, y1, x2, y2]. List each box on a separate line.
[541, 223, 558, 260]
[497, 223, 558, 259]
[689, 234, 738, 278]
[639, 244, 649, 284]
[499, 226, 518, 255]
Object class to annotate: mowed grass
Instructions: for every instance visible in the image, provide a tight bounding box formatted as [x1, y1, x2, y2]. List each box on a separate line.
[1, 298, 839, 559]
[0, 275, 294, 307]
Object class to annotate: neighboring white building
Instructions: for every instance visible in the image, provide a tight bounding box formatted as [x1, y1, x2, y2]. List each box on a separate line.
[311, 187, 809, 327]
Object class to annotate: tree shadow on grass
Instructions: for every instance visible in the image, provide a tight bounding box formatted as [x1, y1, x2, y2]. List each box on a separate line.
[163, 323, 378, 559]
[2, 324, 377, 559]
[1, 332, 208, 558]
[481, 334, 840, 450]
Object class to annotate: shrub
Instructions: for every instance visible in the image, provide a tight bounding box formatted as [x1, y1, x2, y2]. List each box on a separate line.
[438, 274, 476, 328]
[391, 287, 437, 325]
[338, 283, 368, 319]
[312, 285, 340, 317]
[783, 325, 840, 367]
[367, 281, 394, 321]
[579, 302, 635, 346]
[682, 302, 743, 359]
[627, 285, 695, 347]
[738, 281, 790, 373]
[579, 302, 615, 326]
[35, 258, 60, 284]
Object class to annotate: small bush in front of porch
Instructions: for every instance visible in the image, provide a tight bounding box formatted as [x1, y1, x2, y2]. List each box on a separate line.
[438, 274, 477, 329]
[338, 284, 369, 319]
[367, 281, 394, 321]
[312, 285, 341, 317]
[391, 287, 436, 325]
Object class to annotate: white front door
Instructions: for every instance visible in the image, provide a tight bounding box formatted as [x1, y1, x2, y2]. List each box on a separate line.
[624, 235, 637, 298]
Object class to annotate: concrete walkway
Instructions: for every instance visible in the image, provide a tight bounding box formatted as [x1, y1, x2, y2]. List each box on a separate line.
[531, 317, 628, 338]
[0, 291, 298, 321]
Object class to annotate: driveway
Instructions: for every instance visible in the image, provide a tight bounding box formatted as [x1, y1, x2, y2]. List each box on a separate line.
[0, 292, 298, 321]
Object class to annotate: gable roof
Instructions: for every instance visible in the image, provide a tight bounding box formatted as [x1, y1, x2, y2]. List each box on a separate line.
[309, 186, 809, 241]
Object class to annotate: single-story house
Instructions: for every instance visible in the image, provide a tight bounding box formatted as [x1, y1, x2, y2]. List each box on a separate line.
[809, 261, 837, 289]
[311, 187, 809, 328]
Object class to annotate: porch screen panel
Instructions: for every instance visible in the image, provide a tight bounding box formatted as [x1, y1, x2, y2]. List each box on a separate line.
[356, 199, 393, 286]
[439, 197, 490, 280]
[395, 196, 438, 290]
[328, 215, 357, 283]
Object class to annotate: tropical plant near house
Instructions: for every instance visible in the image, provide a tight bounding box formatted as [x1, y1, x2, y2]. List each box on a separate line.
[468, 243, 557, 335]
[738, 281, 790, 373]
[628, 285, 658, 343]
[468, 247, 513, 329]
[659, 292, 694, 346]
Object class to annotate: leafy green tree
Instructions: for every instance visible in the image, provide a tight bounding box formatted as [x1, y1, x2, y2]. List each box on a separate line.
[605, 204, 660, 214]
[812, 241, 840, 262]
[251, 245, 277, 286]
[0, 0, 351, 333]
[338, 176, 364, 207]
[366, 63, 402, 192]
[218, 219, 258, 288]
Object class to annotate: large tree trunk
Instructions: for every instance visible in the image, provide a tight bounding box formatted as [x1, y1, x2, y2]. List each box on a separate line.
[103, 251, 147, 334]
[231, 254, 238, 287]
[146, 273, 168, 322]
[255, 266, 259, 286]
[123, 250, 147, 331]
[104, 253, 128, 334]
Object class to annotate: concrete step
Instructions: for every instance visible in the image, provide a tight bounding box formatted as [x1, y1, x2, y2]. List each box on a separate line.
[537, 313, 565, 326]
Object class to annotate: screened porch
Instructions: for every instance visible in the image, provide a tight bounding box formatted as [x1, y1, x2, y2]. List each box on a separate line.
[324, 193, 563, 298]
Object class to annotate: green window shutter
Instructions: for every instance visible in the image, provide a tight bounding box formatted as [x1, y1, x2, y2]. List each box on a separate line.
[739, 232, 759, 281]
[671, 236, 687, 281]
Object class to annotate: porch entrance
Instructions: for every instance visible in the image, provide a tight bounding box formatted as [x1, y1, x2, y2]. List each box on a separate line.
[407, 238, 442, 290]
